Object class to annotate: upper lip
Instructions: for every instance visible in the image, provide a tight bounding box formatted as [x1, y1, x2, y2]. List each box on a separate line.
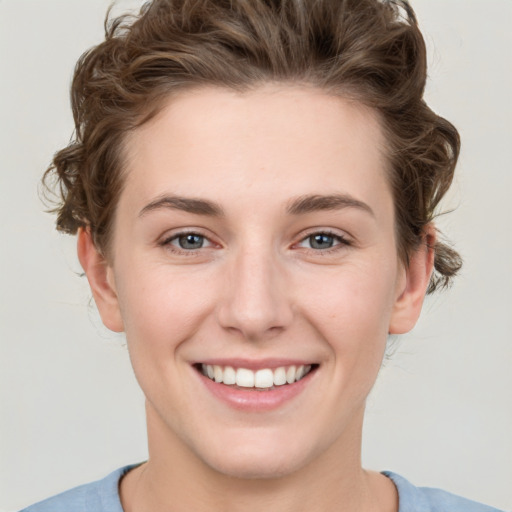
[192, 358, 318, 370]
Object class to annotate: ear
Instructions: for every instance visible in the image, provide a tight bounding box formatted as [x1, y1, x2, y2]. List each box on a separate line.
[77, 227, 124, 332]
[389, 225, 436, 334]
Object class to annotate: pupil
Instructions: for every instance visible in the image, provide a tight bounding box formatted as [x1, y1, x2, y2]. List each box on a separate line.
[179, 234, 203, 249]
[310, 234, 333, 249]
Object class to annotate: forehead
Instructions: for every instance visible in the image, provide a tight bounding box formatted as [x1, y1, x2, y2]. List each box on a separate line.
[121, 84, 390, 216]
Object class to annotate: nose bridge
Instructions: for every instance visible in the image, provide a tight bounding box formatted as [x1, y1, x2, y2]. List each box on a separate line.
[216, 240, 293, 339]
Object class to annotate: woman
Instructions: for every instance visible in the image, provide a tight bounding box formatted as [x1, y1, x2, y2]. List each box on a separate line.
[17, 0, 505, 510]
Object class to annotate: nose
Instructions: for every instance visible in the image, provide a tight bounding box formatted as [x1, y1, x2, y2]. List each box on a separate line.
[215, 246, 294, 341]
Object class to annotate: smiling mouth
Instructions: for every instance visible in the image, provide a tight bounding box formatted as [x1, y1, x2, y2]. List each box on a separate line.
[195, 363, 318, 391]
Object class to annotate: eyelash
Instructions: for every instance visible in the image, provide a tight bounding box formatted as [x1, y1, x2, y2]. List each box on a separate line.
[159, 230, 215, 256]
[160, 229, 351, 257]
[295, 230, 351, 253]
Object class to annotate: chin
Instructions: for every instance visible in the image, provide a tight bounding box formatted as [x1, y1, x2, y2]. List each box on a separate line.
[190, 429, 320, 480]
[204, 449, 305, 480]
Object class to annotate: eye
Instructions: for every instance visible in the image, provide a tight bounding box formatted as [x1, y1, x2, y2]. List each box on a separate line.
[175, 233, 206, 250]
[161, 232, 214, 252]
[297, 231, 349, 251]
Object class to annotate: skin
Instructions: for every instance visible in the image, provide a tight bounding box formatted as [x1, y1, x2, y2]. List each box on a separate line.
[78, 84, 435, 512]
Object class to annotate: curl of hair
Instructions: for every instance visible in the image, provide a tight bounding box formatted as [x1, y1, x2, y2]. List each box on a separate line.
[44, 0, 462, 290]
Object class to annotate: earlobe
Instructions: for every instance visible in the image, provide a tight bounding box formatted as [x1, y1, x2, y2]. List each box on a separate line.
[388, 226, 436, 334]
[77, 228, 124, 333]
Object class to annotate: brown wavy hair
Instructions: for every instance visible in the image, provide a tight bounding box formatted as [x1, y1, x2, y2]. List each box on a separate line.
[44, 0, 461, 293]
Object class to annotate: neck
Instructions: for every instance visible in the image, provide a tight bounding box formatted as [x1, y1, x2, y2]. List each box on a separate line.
[120, 403, 397, 512]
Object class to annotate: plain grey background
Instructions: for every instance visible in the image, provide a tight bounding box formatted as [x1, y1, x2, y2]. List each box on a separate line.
[1, 0, 511, 510]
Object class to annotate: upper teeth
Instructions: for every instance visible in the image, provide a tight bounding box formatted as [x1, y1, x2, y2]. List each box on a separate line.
[201, 364, 312, 388]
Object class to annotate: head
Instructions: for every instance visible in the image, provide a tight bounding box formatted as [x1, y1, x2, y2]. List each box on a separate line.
[45, 0, 461, 479]
[47, 0, 461, 288]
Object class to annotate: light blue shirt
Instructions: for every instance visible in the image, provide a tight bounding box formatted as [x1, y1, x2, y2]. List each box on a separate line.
[20, 465, 505, 512]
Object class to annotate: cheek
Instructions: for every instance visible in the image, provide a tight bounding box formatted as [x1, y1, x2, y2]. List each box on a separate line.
[114, 263, 217, 353]
[113, 264, 221, 417]
[296, 258, 398, 384]
[301, 259, 397, 336]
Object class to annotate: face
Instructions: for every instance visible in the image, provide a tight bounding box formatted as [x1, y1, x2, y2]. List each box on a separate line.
[81, 85, 431, 479]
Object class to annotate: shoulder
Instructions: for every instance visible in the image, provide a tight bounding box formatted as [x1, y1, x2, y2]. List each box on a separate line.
[383, 471, 506, 512]
[19, 465, 139, 512]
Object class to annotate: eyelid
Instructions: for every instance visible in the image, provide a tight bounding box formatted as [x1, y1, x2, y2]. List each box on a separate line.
[293, 228, 352, 251]
[157, 227, 352, 254]
[159, 228, 219, 252]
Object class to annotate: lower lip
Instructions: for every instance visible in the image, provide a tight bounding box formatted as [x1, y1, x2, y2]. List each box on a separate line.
[196, 368, 316, 411]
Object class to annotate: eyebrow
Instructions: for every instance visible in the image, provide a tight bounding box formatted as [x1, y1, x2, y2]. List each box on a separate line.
[139, 195, 224, 217]
[286, 194, 375, 217]
[138, 193, 374, 218]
